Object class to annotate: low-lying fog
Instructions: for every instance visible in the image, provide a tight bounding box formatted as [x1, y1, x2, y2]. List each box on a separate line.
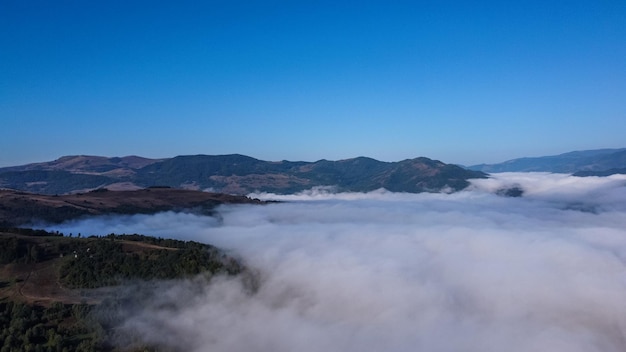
[47, 173, 626, 352]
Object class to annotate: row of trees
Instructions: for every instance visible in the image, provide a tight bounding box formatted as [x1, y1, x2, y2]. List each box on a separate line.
[107, 233, 213, 249]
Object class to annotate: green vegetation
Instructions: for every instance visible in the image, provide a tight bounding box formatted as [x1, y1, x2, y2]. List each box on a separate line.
[0, 300, 169, 352]
[0, 301, 104, 352]
[59, 234, 242, 289]
[0, 236, 42, 265]
[0, 230, 245, 351]
[0, 228, 61, 264]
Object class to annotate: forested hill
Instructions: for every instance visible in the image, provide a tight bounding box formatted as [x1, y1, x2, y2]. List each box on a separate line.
[0, 154, 486, 195]
[0, 188, 264, 227]
[0, 229, 246, 351]
[0, 229, 243, 301]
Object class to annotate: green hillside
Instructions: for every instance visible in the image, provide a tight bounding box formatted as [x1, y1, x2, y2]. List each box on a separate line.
[0, 229, 245, 351]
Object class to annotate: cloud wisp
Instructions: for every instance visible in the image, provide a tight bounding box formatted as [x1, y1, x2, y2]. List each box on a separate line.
[47, 173, 626, 351]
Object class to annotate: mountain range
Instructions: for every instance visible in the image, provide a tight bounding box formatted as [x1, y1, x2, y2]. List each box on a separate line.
[0, 155, 486, 195]
[468, 148, 626, 174]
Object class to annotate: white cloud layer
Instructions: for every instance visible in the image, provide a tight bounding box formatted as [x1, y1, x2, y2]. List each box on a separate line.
[47, 173, 626, 352]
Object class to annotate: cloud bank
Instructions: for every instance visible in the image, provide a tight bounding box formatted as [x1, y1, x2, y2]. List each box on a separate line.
[47, 173, 626, 352]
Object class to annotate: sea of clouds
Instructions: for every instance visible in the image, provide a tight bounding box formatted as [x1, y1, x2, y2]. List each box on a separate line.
[46, 173, 626, 352]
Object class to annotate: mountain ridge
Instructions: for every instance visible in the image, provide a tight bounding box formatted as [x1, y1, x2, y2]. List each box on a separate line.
[468, 148, 626, 173]
[0, 154, 486, 195]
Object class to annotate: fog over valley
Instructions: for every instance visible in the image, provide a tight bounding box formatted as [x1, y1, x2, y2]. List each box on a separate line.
[4, 1, 624, 350]
[44, 173, 626, 352]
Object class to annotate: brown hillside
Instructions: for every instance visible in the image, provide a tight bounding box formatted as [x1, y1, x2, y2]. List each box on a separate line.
[0, 188, 265, 227]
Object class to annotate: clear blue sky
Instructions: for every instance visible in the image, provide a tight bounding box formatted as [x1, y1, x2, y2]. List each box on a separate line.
[1, 0, 625, 167]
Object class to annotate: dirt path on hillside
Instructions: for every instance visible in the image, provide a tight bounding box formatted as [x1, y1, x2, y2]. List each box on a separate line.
[118, 240, 179, 252]
[14, 259, 91, 306]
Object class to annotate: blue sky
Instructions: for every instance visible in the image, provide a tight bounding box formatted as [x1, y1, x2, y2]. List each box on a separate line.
[1, 0, 625, 167]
